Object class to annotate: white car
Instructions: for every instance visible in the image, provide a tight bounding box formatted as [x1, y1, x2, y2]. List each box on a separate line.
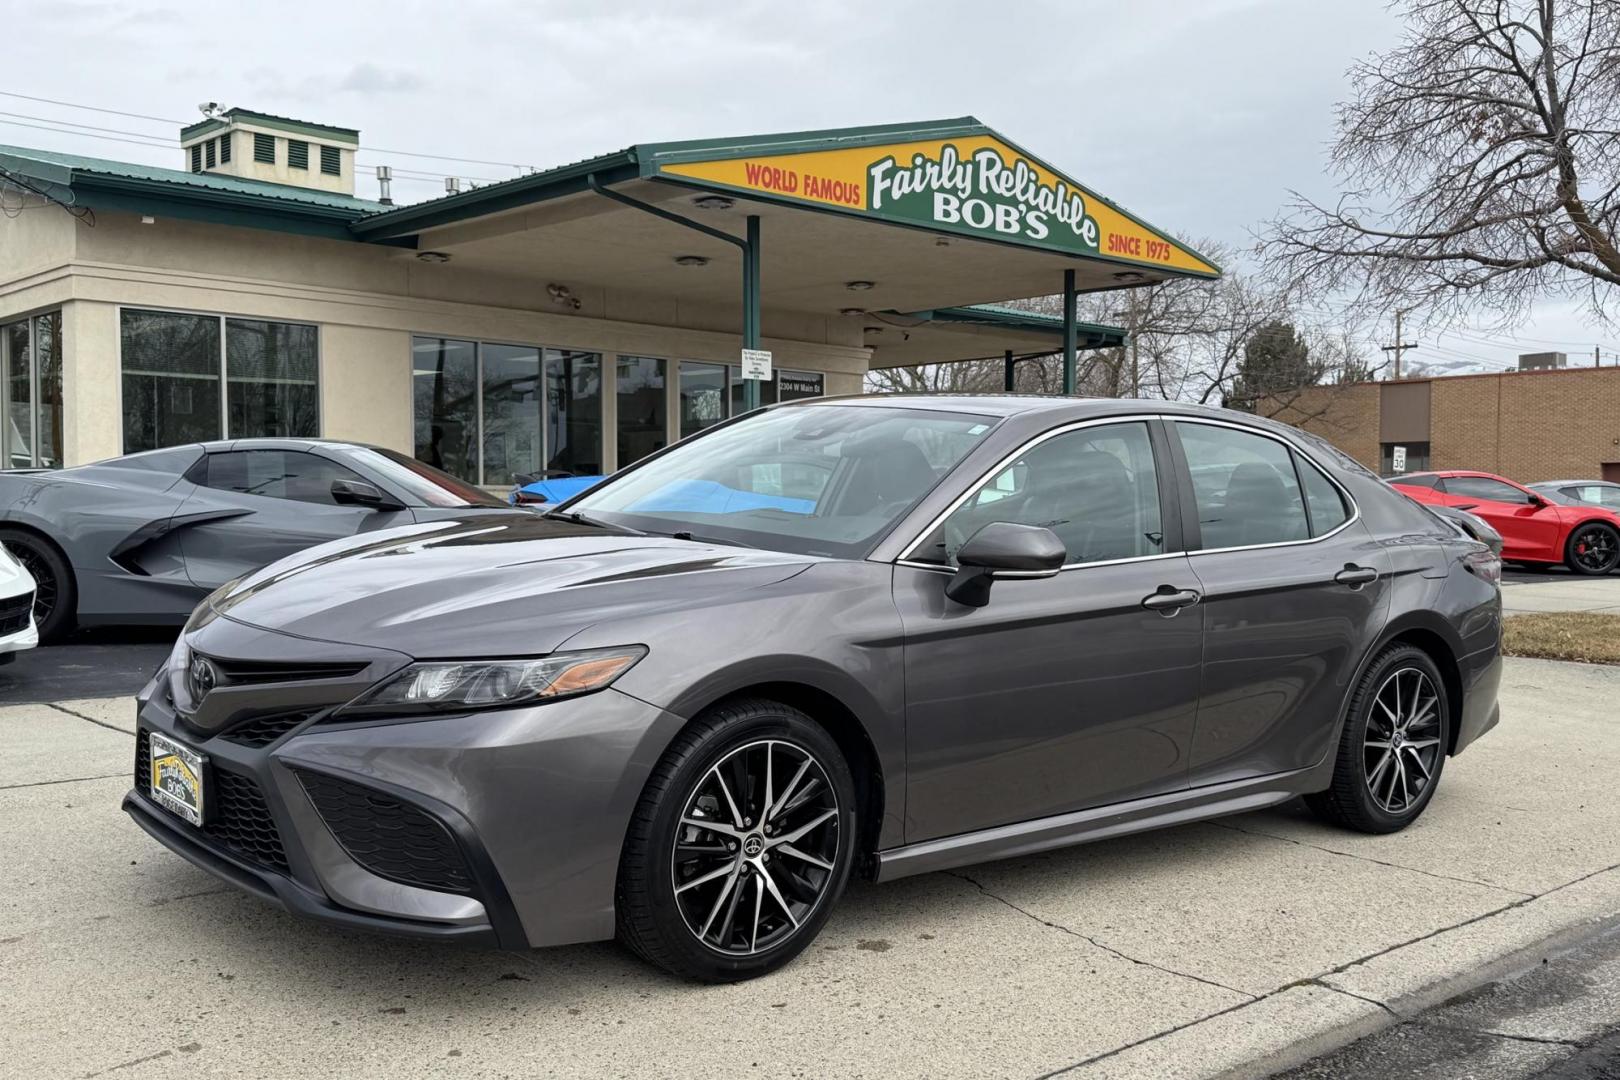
[0, 541, 38, 664]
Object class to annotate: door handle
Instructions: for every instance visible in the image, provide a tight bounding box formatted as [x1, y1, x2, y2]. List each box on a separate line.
[1142, 587, 1200, 615]
[1334, 565, 1379, 588]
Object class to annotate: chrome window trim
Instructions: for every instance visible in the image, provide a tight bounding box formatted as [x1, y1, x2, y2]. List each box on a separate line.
[893, 411, 1363, 573]
[896, 414, 1174, 572]
[1167, 416, 1361, 557]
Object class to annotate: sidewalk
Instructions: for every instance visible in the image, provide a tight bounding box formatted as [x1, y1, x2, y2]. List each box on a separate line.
[3, 658, 1619, 1079]
[1502, 575, 1620, 615]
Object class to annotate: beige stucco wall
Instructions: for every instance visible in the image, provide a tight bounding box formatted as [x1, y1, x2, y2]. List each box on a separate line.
[21, 208, 872, 466]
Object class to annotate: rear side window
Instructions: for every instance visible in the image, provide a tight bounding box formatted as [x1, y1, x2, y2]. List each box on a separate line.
[1176, 422, 1309, 550]
[1298, 456, 1351, 536]
[202, 450, 365, 505]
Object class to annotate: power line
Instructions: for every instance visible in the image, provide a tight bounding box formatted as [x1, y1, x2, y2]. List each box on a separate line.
[0, 88, 534, 170]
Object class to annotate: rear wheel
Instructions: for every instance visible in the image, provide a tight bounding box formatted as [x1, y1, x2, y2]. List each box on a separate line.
[0, 529, 74, 643]
[1306, 644, 1450, 834]
[1565, 522, 1620, 576]
[616, 698, 856, 982]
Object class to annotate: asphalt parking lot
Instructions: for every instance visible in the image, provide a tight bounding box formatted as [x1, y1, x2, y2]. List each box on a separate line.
[3, 653, 1619, 1079]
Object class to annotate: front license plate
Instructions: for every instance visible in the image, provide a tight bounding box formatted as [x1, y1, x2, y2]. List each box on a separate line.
[148, 733, 206, 827]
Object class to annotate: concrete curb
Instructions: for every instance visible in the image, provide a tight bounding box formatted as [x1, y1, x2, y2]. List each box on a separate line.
[1059, 866, 1620, 1079]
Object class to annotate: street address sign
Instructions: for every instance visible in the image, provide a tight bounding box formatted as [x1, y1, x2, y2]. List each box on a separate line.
[740, 348, 773, 381]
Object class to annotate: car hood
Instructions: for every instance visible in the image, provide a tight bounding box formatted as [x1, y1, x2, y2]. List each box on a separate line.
[206, 515, 818, 658]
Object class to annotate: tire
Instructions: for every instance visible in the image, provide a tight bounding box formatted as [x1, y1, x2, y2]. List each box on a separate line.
[0, 529, 75, 643]
[1565, 522, 1620, 576]
[1305, 643, 1450, 834]
[616, 698, 857, 982]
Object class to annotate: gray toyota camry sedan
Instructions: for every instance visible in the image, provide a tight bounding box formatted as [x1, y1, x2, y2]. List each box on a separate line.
[125, 395, 1503, 982]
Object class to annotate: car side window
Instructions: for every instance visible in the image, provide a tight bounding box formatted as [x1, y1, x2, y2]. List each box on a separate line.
[203, 450, 367, 505]
[1568, 485, 1620, 509]
[1176, 422, 1309, 550]
[1298, 455, 1350, 536]
[912, 421, 1164, 567]
[1445, 476, 1532, 504]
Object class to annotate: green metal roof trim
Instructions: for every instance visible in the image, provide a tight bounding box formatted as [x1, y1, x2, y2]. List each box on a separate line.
[0, 145, 388, 236]
[180, 108, 360, 144]
[634, 117, 989, 168]
[912, 305, 1128, 345]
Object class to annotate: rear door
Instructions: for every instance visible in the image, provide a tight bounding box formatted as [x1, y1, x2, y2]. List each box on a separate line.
[1438, 474, 1561, 562]
[896, 418, 1206, 842]
[176, 448, 414, 589]
[1170, 419, 1392, 787]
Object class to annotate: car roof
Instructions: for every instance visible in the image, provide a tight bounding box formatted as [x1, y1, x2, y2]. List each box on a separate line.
[191, 437, 385, 454]
[1533, 479, 1618, 488]
[796, 393, 1279, 425]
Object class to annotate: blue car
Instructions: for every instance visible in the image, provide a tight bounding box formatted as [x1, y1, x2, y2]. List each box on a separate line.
[509, 474, 606, 509]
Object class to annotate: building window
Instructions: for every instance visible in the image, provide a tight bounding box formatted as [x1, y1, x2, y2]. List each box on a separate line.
[287, 140, 309, 170]
[411, 338, 604, 485]
[1, 313, 61, 468]
[189, 144, 203, 173]
[480, 343, 542, 488]
[253, 133, 276, 164]
[617, 356, 668, 467]
[1380, 441, 1430, 475]
[225, 319, 319, 439]
[120, 309, 319, 453]
[205, 139, 217, 169]
[320, 145, 341, 176]
[679, 361, 728, 439]
[219, 133, 231, 163]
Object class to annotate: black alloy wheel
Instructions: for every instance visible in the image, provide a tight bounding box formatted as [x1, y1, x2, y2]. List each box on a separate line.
[0, 530, 74, 643]
[1306, 643, 1450, 834]
[616, 698, 857, 982]
[1566, 522, 1620, 576]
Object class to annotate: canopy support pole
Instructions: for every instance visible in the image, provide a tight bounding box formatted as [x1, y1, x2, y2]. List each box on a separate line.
[1003, 349, 1015, 392]
[1062, 268, 1078, 395]
[586, 174, 764, 410]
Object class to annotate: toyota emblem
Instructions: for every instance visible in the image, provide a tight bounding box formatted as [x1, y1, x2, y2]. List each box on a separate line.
[188, 655, 218, 701]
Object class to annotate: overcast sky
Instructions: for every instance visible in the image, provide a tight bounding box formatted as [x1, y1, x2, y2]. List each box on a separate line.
[4, 0, 1611, 373]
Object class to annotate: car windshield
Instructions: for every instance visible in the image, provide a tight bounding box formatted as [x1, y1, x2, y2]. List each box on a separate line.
[569, 403, 998, 558]
[347, 447, 508, 508]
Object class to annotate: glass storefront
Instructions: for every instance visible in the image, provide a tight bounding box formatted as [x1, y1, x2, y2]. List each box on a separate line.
[679, 361, 728, 439]
[480, 343, 542, 487]
[412, 337, 478, 479]
[0, 311, 63, 469]
[617, 356, 667, 466]
[120, 308, 318, 453]
[544, 349, 602, 476]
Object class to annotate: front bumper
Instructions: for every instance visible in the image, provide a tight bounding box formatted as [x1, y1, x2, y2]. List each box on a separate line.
[127, 641, 686, 950]
[0, 585, 36, 657]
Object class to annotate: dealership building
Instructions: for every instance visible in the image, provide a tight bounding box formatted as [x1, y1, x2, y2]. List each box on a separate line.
[0, 109, 1215, 483]
[1268, 363, 1620, 484]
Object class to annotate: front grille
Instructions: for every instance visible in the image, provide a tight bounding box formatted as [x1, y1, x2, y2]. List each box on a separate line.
[0, 591, 32, 635]
[134, 730, 289, 875]
[205, 657, 369, 685]
[220, 710, 316, 749]
[294, 769, 475, 895]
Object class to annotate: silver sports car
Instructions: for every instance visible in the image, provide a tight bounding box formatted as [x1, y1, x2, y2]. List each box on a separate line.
[0, 439, 516, 641]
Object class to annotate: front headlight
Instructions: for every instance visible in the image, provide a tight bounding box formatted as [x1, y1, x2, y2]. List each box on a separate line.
[338, 646, 648, 716]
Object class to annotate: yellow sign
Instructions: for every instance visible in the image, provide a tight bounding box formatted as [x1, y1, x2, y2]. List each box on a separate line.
[658, 135, 1217, 277]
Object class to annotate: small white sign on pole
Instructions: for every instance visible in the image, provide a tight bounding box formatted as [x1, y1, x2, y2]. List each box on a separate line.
[740, 348, 773, 381]
[1391, 445, 1407, 473]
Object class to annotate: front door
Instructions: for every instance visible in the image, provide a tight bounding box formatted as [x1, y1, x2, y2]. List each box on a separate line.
[177, 448, 413, 589]
[895, 418, 1205, 844]
[1169, 420, 1392, 785]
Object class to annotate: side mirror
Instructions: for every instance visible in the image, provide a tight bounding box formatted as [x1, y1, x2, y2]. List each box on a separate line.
[331, 478, 404, 512]
[1528, 493, 1548, 508]
[944, 522, 1066, 608]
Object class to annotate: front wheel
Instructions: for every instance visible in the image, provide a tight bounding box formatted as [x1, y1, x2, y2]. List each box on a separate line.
[616, 699, 856, 982]
[1305, 644, 1450, 834]
[1566, 522, 1620, 576]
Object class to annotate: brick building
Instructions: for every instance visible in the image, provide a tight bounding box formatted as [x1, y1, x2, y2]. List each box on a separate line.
[1264, 365, 1620, 483]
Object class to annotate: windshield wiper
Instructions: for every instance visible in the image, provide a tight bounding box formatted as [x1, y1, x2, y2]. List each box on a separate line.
[670, 530, 757, 549]
[543, 509, 645, 535]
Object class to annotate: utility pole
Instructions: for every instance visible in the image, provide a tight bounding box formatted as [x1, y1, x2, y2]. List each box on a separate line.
[1380, 308, 1419, 379]
[1597, 345, 1602, 369]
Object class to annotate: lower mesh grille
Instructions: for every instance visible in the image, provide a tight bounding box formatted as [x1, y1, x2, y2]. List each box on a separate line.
[134, 730, 289, 875]
[294, 769, 475, 895]
[0, 592, 32, 634]
[220, 711, 315, 749]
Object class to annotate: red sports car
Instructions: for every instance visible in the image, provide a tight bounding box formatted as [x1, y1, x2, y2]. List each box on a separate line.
[1390, 470, 1620, 575]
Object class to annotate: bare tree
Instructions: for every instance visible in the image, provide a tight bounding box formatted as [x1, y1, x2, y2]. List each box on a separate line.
[1260, 0, 1620, 325]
